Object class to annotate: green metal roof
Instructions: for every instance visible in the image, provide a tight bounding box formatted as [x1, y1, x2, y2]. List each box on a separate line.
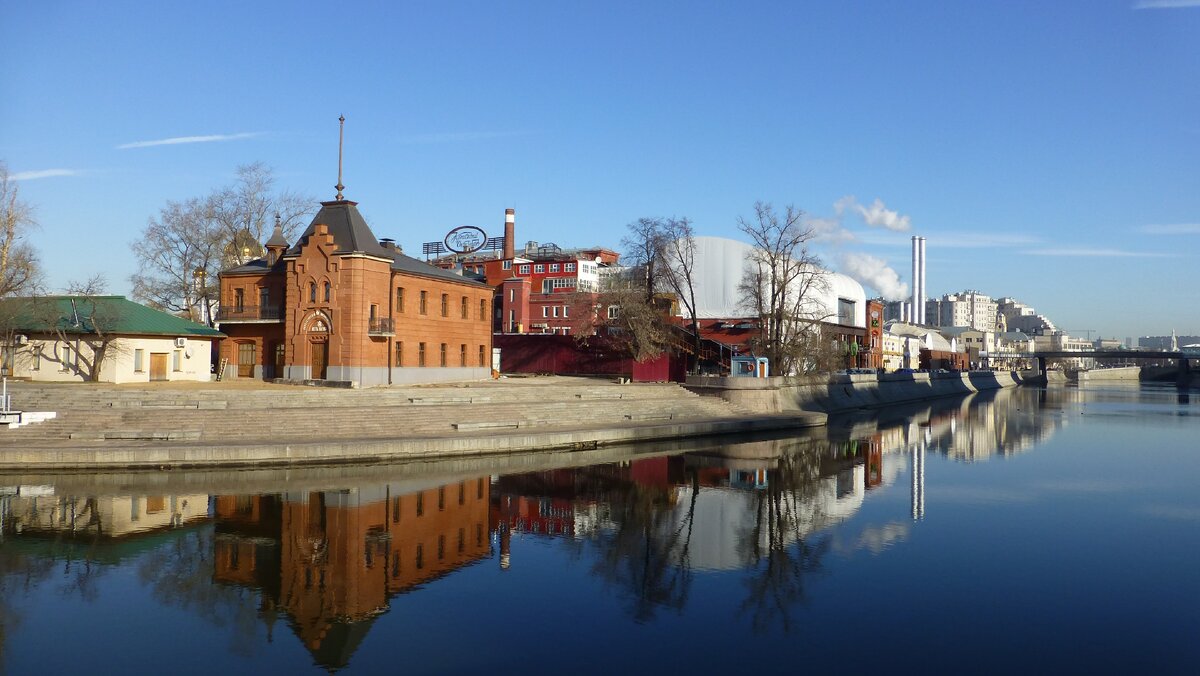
[0, 296, 224, 337]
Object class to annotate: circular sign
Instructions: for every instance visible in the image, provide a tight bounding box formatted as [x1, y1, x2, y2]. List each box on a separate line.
[444, 226, 488, 254]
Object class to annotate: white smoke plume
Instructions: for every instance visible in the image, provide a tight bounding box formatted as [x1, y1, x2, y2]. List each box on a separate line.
[838, 252, 910, 301]
[835, 195, 912, 232]
[805, 215, 855, 244]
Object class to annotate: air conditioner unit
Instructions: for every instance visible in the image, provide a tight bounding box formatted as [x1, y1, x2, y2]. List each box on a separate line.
[174, 337, 187, 348]
[14, 334, 28, 345]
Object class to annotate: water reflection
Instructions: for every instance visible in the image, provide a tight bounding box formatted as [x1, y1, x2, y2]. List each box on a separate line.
[0, 385, 1110, 670]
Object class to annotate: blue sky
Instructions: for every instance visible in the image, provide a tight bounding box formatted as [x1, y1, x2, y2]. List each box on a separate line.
[2, 0, 1197, 340]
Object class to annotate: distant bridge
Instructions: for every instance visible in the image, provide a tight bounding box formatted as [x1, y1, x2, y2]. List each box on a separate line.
[983, 350, 1193, 361]
[981, 349, 1194, 383]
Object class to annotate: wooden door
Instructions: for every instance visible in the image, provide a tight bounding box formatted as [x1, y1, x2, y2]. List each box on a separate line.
[238, 342, 256, 378]
[272, 342, 285, 379]
[150, 353, 168, 381]
[310, 342, 327, 380]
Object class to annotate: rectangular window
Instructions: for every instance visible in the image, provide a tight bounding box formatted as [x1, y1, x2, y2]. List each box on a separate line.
[542, 306, 549, 318]
[134, 349, 145, 372]
[441, 293, 448, 317]
[31, 346, 41, 371]
[552, 306, 559, 318]
[459, 343, 466, 366]
[439, 343, 447, 367]
[60, 344, 72, 371]
[395, 341, 403, 366]
[565, 263, 576, 272]
[549, 263, 559, 272]
[369, 304, 378, 321]
[608, 306, 620, 319]
[172, 350, 182, 372]
[461, 296, 468, 319]
[563, 305, 569, 317]
[519, 264, 530, 274]
[418, 342, 426, 367]
[534, 264, 544, 273]
[234, 288, 245, 312]
[419, 290, 428, 314]
[542, 277, 574, 292]
[259, 287, 269, 309]
[397, 287, 405, 313]
[837, 298, 856, 325]
[479, 345, 486, 367]
[479, 298, 487, 321]
[508, 288, 514, 303]
[502, 260, 512, 270]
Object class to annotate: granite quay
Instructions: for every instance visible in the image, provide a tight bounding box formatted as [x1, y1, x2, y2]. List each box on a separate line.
[0, 377, 825, 470]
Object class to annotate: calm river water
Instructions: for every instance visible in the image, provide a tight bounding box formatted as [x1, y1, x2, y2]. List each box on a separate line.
[1, 384, 1197, 674]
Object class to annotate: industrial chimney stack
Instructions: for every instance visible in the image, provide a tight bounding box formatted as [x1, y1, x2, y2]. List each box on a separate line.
[503, 208, 516, 260]
[911, 236, 927, 324]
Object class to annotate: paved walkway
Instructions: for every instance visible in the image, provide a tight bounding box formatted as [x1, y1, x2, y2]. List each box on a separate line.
[0, 376, 825, 469]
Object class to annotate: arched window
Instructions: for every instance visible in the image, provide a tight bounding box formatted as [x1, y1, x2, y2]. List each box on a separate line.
[324, 281, 331, 302]
[309, 282, 317, 303]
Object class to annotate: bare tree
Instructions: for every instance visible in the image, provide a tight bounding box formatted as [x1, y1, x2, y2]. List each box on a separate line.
[620, 217, 668, 305]
[0, 161, 42, 298]
[737, 202, 831, 375]
[130, 163, 313, 323]
[657, 217, 703, 366]
[130, 197, 223, 325]
[570, 269, 673, 362]
[211, 162, 312, 266]
[35, 276, 127, 381]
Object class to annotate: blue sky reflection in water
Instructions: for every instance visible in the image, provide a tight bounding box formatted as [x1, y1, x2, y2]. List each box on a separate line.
[1, 384, 1197, 674]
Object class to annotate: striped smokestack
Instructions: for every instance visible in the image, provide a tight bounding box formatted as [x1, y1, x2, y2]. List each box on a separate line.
[503, 208, 515, 260]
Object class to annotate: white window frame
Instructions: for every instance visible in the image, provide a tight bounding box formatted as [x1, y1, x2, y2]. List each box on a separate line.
[549, 263, 559, 272]
[502, 260, 512, 270]
[534, 264, 545, 273]
[519, 264, 530, 274]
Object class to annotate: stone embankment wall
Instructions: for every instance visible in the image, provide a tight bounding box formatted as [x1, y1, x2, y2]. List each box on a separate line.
[686, 370, 1024, 414]
[1076, 366, 1142, 382]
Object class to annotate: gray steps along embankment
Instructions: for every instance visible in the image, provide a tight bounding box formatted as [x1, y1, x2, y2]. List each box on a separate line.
[0, 380, 753, 444]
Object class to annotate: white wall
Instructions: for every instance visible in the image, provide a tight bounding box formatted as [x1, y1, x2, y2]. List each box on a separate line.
[681, 236, 866, 328]
[6, 335, 215, 383]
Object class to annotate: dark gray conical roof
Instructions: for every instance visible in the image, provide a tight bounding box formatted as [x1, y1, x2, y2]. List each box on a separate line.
[285, 200, 391, 258]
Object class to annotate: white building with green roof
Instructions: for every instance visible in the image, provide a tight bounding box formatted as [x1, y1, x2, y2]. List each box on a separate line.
[0, 295, 224, 383]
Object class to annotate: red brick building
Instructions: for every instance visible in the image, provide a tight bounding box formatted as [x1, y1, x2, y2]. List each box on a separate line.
[438, 209, 619, 335]
[218, 197, 494, 385]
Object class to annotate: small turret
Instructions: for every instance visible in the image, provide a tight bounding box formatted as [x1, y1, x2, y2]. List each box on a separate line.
[264, 214, 289, 265]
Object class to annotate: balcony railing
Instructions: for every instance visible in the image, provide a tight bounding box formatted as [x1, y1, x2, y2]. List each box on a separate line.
[217, 305, 282, 321]
[368, 318, 395, 335]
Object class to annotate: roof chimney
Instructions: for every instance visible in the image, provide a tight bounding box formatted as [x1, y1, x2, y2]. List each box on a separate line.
[503, 208, 515, 260]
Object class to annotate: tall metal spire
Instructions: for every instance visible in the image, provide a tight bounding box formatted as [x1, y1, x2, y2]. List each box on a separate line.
[335, 114, 346, 200]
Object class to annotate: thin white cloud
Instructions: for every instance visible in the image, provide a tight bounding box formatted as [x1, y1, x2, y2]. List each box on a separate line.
[397, 130, 531, 144]
[9, 168, 81, 181]
[1022, 247, 1177, 258]
[855, 231, 1042, 249]
[838, 252, 909, 301]
[116, 132, 262, 149]
[835, 195, 911, 232]
[934, 233, 1042, 248]
[1139, 223, 1200, 235]
[1133, 1, 1200, 9]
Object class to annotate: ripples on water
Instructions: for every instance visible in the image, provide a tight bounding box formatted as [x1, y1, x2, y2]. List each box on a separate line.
[1, 384, 1197, 674]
